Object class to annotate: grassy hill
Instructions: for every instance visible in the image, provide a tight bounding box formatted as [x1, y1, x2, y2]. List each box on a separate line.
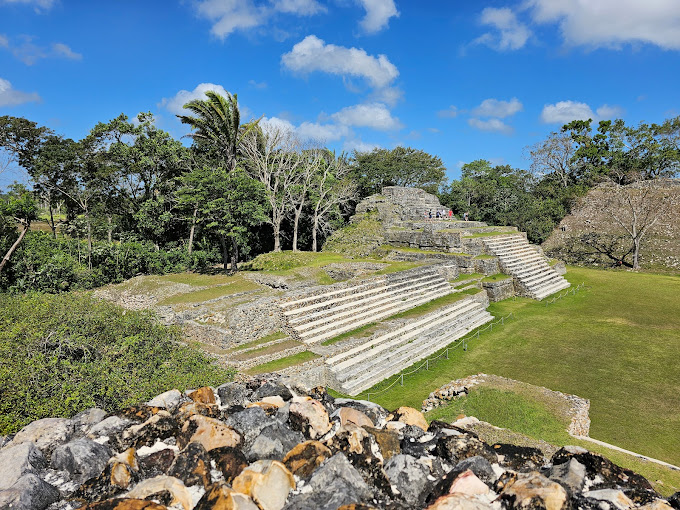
[359, 266, 680, 468]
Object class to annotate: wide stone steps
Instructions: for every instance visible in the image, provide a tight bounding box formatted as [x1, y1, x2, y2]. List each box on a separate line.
[294, 279, 451, 342]
[287, 271, 441, 328]
[482, 236, 569, 300]
[281, 268, 455, 344]
[328, 298, 493, 395]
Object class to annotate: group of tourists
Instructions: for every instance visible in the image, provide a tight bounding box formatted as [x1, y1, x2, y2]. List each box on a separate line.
[425, 209, 470, 221]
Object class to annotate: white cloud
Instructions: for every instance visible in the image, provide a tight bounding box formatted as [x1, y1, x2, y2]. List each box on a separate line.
[276, 0, 325, 15]
[472, 97, 523, 118]
[370, 86, 403, 106]
[343, 138, 379, 153]
[437, 105, 459, 118]
[281, 35, 399, 89]
[51, 42, 81, 60]
[0, 35, 8, 48]
[526, 0, 680, 50]
[357, 0, 399, 34]
[248, 79, 267, 90]
[297, 121, 351, 142]
[194, 0, 325, 40]
[468, 117, 514, 135]
[331, 102, 403, 131]
[0, 77, 40, 107]
[160, 83, 231, 116]
[474, 7, 531, 51]
[1, 0, 56, 12]
[540, 100, 594, 123]
[596, 104, 625, 119]
[260, 116, 297, 137]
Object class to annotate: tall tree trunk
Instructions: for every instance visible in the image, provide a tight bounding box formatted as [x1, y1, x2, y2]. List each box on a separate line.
[86, 209, 92, 270]
[633, 238, 641, 270]
[219, 235, 229, 271]
[0, 223, 29, 274]
[107, 214, 113, 243]
[273, 222, 281, 252]
[292, 206, 302, 252]
[187, 205, 198, 255]
[49, 205, 56, 239]
[312, 215, 319, 252]
[231, 237, 239, 272]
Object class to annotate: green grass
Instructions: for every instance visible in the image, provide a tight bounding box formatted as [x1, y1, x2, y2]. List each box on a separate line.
[474, 254, 496, 259]
[158, 273, 237, 286]
[482, 273, 511, 282]
[246, 351, 319, 374]
[428, 387, 570, 445]
[463, 232, 513, 238]
[386, 245, 471, 256]
[158, 276, 262, 305]
[387, 292, 470, 321]
[358, 266, 680, 467]
[233, 330, 287, 351]
[230, 339, 302, 361]
[451, 273, 484, 282]
[321, 322, 378, 346]
[375, 261, 422, 274]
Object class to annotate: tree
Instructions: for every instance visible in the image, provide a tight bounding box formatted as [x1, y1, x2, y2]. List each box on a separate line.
[351, 146, 446, 198]
[289, 148, 325, 252]
[0, 184, 38, 274]
[601, 180, 676, 270]
[0, 116, 50, 178]
[526, 131, 576, 188]
[242, 125, 304, 252]
[177, 91, 259, 171]
[309, 151, 357, 252]
[179, 165, 267, 270]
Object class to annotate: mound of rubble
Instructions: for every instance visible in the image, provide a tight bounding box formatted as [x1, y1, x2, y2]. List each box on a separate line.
[1, 377, 677, 510]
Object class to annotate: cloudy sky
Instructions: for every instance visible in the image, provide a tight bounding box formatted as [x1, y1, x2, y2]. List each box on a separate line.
[1, 0, 679, 184]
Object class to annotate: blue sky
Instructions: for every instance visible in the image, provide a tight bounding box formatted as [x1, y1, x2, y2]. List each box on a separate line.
[1, 0, 679, 187]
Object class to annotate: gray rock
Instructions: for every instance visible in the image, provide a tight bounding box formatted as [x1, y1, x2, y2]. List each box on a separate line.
[0, 442, 46, 490]
[284, 453, 371, 510]
[454, 455, 497, 485]
[10, 418, 76, 454]
[225, 407, 276, 445]
[550, 458, 586, 497]
[86, 415, 131, 438]
[252, 381, 293, 401]
[276, 402, 291, 423]
[384, 454, 432, 507]
[587, 488, 635, 509]
[217, 382, 251, 407]
[0, 473, 60, 510]
[246, 422, 304, 462]
[51, 438, 112, 482]
[333, 398, 389, 425]
[72, 408, 107, 435]
[147, 389, 184, 410]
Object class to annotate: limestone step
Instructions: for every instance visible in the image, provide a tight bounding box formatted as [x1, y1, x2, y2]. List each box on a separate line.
[294, 277, 449, 334]
[287, 272, 443, 326]
[334, 302, 485, 380]
[300, 282, 454, 344]
[533, 279, 571, 300]
[337, 309, 493, 395]
[327, 298, 479, 369]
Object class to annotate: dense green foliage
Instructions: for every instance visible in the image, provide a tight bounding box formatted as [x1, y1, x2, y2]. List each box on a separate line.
[1, 232, 214, 293]
[0, 292, 234, 434]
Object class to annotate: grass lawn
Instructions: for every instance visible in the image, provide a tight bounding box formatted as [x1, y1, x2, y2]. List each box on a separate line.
[359, 266, 680, 467]
[246, 351, 319, 374]
[158, 275, 262, 305]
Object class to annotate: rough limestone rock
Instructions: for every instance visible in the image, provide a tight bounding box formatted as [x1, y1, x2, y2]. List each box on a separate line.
[10, 417, 76, 453]
[0, 441, 46, 490]
[187, 387, 216, 405]
[1, 377, 675, 510]
[384, 454, 433, 507]
[51, 437, 112, 482]
[0, 473, 60, 510]
[147, 389, 184, 410]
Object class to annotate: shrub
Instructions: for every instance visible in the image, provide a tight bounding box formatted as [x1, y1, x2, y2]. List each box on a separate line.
[0, 292, 234, 434]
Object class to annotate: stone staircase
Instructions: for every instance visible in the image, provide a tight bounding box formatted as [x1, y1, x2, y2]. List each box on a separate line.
[279, 267, 453, 344]
[325, 295, 493, 395]
[482, 235, 570, 299]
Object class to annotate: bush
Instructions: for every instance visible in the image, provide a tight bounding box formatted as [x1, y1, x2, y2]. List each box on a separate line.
[0, 292, 234, 434]
[1, 232, 218, 293]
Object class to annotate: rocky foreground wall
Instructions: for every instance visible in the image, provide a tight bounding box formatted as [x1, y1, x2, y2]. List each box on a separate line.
[1, 376, 678, 510]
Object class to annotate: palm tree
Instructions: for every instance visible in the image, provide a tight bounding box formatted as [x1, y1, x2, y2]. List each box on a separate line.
[177, 90, 259, 172]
